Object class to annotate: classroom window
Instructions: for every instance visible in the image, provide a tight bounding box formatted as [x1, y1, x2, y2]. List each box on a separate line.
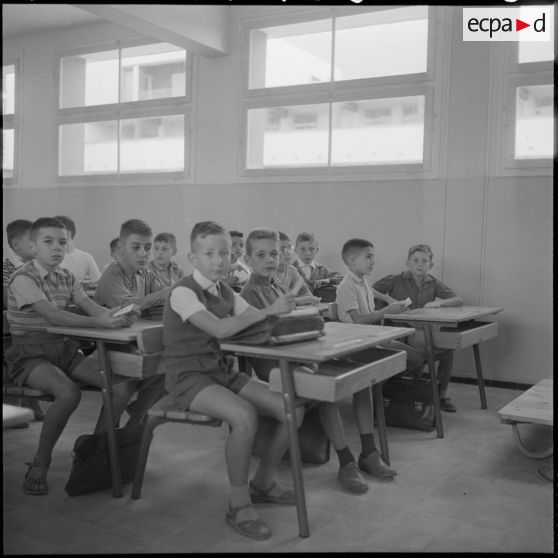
[243, 6, 442, 176]
[57, 41, 190, 178]
[3, 63, 16, 181]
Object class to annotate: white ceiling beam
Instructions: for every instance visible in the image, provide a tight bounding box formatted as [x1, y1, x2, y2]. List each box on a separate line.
[73, 4, 229, 57]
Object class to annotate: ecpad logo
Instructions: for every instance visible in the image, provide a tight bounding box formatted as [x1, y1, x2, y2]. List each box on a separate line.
[463, 7, 553, 42]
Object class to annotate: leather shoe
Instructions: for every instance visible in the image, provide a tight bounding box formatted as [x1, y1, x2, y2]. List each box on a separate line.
[337, 462, 368, 493]
[440, 397, 457, 412]
[358, 451, 397, 478]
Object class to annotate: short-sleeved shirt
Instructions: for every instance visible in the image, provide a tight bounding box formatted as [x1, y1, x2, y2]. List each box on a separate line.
[7, 260, 87, 336]
[335, 271, 376, 324]
[59, 247, 101, 283]
[148, 260, 184, 290]
[94, 261, 165, 309]
[293, 260, 343, 291]
[372, 271, 456, 309]
[170, 268, 249, 321]
[271, 265, 312, 297]
[3, 253, 24, 288]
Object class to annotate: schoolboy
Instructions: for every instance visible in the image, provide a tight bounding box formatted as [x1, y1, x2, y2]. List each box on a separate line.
[242, 229, 397, 495]
[95, 219, 168, 423]
[4, 217, 138, 495]
[224, 230, 251, 291]
[3, 219, 34, 309]
[53, 215, 101, 287]
[293, 231, 343, 292]
[102, 237, 120, 271]
[272, 231, 320, 306]
[159, 221, 304, 540]
[148, 232, 184, 290]
[373, 244, 463, 412]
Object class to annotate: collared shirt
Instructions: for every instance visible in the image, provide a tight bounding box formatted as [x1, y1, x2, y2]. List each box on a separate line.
[271, 265, 312, 297]
[170, 268, 249, 322]
[3, 252, 25, 288]
[335, 271, 376, 324]
[240, 272, 287, 310]
[226, 256, 251, 286]
[94, 261, 165, 309]
[59, 247, 101, 283]
[148, 259, 184, 290]
[293, 260, 343, 291]
[372, 270, 456, 309]
[7, 260, 87, 336]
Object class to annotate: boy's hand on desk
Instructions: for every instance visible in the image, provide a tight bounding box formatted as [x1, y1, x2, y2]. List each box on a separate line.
[267, 293, 296, 315]
[424, 301, 441, 308]
[295, 295, 321, 306]
[383, 301, 407, 314]
[96, 308, 127, 329]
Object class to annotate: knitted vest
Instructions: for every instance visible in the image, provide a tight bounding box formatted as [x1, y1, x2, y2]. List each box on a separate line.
[162, 274, 235, 360]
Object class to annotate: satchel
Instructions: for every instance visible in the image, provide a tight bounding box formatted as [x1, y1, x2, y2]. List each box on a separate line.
[65, 423, 147, 496]
[224, 309, 325, 346]
[313, 284, 337, 303]
[253, 406, 330, 465]
[382, 376, 435, 432]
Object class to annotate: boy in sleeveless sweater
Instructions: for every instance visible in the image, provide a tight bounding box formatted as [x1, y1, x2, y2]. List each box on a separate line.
[158, 221, 304, 541]
[5, 217, 138, 496]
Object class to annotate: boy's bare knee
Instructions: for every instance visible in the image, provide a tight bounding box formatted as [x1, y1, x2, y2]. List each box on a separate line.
[56, 382, 82, 407]
[229, 404, 258, 436]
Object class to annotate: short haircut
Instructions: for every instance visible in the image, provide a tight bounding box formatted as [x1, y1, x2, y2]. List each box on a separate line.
[295, 231, 317, 246]
[278, 231, 290, 243]
[190, 221, 227, 250]
[53, 215, 76, 238]
[154, 232, 177, 250]
[245, 228, 279, 256]
[119, 219, 152, 241]
[341, 238, 374, 264]
[407, 243, 434, 261]
[29, 217, 66, 241]
[6, 219, 33, 249]
[229, 230, 243, 239]
[109, 237, 120, 252]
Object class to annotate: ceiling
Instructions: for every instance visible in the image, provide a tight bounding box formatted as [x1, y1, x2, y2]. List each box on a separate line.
[2, 4, 103, 38]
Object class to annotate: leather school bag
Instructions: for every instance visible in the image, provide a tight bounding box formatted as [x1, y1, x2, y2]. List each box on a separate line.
[381, 376, 435, 432]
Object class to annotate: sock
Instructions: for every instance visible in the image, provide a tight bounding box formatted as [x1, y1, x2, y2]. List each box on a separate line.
[336, 447, 355, 469]
[360, 433, 377, 459]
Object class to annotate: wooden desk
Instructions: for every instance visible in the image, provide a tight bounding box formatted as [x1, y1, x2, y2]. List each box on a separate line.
[221, 321, 415, 538]
[3, 403, 34, 429]
[384, 306, 503, 438]
[498, 378, 553, 458]
[46, 320, 163, 497]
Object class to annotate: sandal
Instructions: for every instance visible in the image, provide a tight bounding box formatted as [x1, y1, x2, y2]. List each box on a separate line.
[249, 480, 295, 505]
[22, 459, 49, 496]
[225, 503, 272, 540]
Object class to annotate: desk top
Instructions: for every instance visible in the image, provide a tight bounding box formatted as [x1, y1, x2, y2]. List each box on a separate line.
[498, 378, 553, 426]
[384, 305, 503, 325]
[3, 404, 34, 428]
[46, 320, 162, 344]
[220, 321, 415, 363]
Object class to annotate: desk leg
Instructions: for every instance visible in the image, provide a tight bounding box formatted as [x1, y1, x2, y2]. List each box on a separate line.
[472, 344, 488, 410]
[279, 358, 309, 538]
[423, 325, 444, 439]
[373, 382, 390, 466]
[97, 340, 123, 498]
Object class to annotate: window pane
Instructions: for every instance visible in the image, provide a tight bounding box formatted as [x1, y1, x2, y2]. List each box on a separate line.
[121, 43, 186, 102]
[120, 115, 184, 172]
[331, 96, 424, 165]
[59, 121, 118, 175]
[3, 64, 15, 114]
[334, 7, 428, 81]
[3, 128, 14, 178]
[60, 50, 119, 108]
[249, 19, 332, 88]
[515, 85, 554, 159]
[247, 104, 329, 168]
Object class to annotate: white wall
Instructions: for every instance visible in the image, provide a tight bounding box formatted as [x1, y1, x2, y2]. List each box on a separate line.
[3, 7, 553, 385]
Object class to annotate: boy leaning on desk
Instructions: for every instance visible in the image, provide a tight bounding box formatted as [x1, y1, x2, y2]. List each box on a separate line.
[4, 217, 140, 497]
[241, 229, 399, 496]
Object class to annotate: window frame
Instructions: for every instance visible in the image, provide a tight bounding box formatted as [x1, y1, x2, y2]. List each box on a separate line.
[2, 58, 19, 186]
[238, 5, 451, 182]
[489, 41, 554, 177]
[54, 38, 194, 185]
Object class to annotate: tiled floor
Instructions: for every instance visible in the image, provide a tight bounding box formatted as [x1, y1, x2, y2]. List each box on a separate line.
[3, 382, 554, 554]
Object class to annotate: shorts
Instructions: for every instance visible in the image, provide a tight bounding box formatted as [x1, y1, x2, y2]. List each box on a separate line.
[4, 335, 86, 386]
[160, 353, 251, 411]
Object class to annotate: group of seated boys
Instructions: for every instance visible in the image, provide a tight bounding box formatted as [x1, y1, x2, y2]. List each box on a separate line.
[3, 215, 462, 541]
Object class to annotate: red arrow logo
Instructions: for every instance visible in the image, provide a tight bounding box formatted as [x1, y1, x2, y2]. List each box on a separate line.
[516, 19, 530, 31]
